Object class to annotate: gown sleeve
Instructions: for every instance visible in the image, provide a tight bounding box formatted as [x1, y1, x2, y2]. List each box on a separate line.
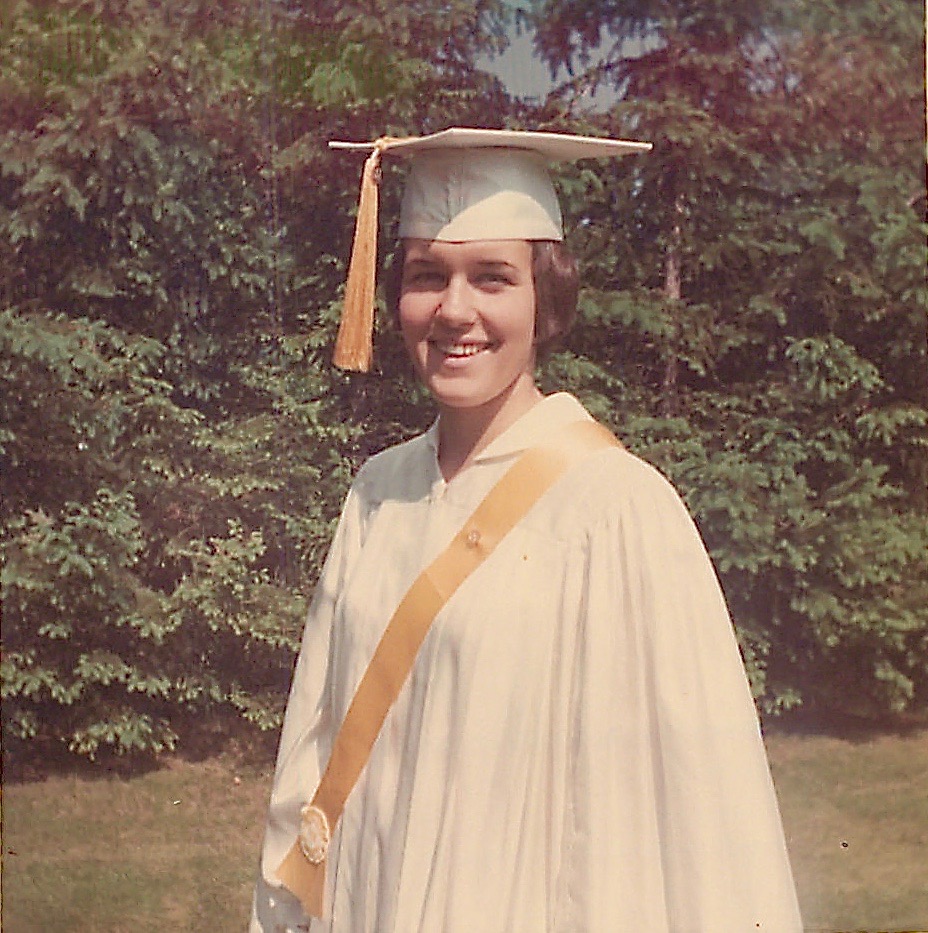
[250, 487, 366, 933]
[554, 454, 802, 932]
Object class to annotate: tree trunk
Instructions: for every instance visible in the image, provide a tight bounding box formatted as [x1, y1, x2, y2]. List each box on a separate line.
[661, 193, 684, 416]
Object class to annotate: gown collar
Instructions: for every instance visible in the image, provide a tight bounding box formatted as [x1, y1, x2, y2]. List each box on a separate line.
[425, 392, 594, 469]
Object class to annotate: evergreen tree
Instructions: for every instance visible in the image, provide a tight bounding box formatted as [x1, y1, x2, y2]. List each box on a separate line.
[527, 0, 927, 715]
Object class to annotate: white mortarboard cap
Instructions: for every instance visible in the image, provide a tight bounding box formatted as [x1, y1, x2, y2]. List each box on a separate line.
[328, 128, 651, 371]
[399, 148, 563, 241]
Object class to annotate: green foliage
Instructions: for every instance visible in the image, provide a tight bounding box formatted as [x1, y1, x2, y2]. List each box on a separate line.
[0, 307, 317, 758]
[0, 1, 326, 759]
[0, 0, 513, 761]
[530, 0, 927, 716]
[1, 0, 925, 765]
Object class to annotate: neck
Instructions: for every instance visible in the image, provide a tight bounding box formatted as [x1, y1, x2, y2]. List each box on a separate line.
[436, 376, 543, 482]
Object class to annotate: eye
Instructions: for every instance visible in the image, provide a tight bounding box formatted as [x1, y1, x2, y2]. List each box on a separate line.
[474, 270, 515, 289]
[402, 268, 445, 289]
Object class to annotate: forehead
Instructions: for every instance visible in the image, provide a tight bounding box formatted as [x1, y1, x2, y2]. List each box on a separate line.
[402, 239, 532, 265]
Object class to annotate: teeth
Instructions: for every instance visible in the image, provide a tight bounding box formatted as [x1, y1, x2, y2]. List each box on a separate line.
[437, 343, 487, 358]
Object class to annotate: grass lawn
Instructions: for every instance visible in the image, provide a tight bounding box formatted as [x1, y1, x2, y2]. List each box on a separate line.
[2, 753, 271, 932]
[768, 724, 928, 933]
[3, 725, 927, 932]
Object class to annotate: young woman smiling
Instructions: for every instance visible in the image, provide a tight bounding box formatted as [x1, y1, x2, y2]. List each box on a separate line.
[398, 238, 542, 479]
[391, 237, 579, 480]
[251, 129, 802, 932]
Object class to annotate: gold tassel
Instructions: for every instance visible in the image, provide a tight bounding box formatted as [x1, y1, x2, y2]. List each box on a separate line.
[333, 140, 391, 372]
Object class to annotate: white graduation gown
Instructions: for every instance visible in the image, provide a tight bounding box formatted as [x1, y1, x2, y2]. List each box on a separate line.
[251, 393, 802, 932]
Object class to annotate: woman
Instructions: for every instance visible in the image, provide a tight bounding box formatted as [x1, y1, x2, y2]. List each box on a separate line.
[251, 129, 802, 931]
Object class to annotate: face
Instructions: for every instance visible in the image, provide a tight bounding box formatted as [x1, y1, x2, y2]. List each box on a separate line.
[398, 239, 537, 413]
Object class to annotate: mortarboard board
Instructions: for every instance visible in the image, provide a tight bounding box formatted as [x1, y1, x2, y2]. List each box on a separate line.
[328, 128, 652, 372]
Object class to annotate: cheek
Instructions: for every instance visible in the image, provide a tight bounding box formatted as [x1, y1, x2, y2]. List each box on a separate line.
[504, 293, 537, 346]
[398, 297, 430, 350]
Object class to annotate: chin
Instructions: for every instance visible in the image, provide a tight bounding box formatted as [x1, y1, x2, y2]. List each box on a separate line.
[428, 373, 535, 414]
[427, 384, 496, 411]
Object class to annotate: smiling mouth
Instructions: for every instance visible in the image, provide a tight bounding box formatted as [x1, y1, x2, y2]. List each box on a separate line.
[432, 341, 494, 358]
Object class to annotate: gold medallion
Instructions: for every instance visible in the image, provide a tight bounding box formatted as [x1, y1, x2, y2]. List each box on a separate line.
[298, 804, 331, 864]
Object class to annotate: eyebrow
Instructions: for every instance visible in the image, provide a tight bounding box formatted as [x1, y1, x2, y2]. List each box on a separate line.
[473, 259, 518, 270]
[402, 256, 518, 270]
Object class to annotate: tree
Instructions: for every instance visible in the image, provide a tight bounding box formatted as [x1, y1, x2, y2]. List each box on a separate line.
[526, 0, 927, 716]
[0, 0, 513, 760]
[0, 0, 311, 758]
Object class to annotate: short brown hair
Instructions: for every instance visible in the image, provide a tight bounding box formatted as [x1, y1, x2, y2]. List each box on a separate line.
[385, 240, 579, 354]
[530, 240, 578, 352]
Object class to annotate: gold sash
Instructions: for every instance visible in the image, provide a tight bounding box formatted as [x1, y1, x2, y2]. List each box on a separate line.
[276, 419, 621, 917]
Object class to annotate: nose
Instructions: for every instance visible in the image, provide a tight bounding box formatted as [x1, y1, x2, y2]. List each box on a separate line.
[434, 275, 476, 328]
